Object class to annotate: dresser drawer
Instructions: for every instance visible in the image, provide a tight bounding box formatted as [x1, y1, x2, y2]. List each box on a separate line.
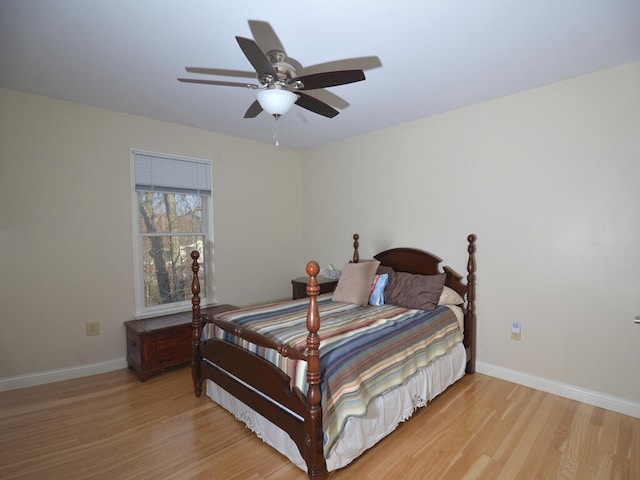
[126, 331, 143, 369]
[152, 325, 190, 348]
[151, 327, 191, 364]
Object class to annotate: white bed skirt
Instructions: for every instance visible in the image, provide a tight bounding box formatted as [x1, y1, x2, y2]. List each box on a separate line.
[206, 341, 466, 473]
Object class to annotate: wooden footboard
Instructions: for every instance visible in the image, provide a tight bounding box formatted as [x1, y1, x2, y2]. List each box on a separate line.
[190, 253, 327, 478]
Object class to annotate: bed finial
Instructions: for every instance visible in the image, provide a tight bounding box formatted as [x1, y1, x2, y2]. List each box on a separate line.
[304, 260, 327, 478]
[190, 250, 204, 396]
[191, 250, 201, 323]
[352, 233, 360, 263]
[305, 259, 321, 400]
[465, 234, 477, 374]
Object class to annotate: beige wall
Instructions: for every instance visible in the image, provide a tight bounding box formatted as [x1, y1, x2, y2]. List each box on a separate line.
[303, 62, 640, 406]
[1, 63, 639, 412]
[0, 89, 305, 379]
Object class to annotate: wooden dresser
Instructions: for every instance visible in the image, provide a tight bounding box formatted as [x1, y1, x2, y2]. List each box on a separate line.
[291, 276, 339, 300]
[125, 304, 237, 382]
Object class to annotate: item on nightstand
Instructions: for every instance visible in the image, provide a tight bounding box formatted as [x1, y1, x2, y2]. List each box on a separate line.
[321, 264, 341, 280]
[291, 275, 339, 300]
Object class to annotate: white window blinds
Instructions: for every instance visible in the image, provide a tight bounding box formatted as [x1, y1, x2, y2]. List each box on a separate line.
[133, 150, 212, 196]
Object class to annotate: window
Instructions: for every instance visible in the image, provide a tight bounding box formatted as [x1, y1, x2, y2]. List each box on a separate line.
[131, 150, 213, 317]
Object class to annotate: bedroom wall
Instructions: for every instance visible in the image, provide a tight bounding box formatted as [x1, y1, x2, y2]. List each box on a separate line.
[0, 89, 305, 381]
[302, 62, 640, 411]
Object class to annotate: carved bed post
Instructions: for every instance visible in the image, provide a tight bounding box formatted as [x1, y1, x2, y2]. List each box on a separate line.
[304, 261, 328, 479]
[351, 233, 360, 263]
[465, 234, 477, 374]
[191, 251, 204, 397]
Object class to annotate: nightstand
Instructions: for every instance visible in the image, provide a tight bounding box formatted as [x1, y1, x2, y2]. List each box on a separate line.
[125, 304, 237, 382]
[291, 276, 339, 300]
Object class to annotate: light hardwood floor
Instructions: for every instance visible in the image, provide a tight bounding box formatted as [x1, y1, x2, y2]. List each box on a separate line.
[1, 366, 638, 479]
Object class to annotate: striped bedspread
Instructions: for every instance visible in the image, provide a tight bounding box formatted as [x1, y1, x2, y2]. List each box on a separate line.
[205, 295, 463, 456]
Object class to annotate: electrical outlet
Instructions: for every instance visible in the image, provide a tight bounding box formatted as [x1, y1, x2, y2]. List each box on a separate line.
[511, 321, 521, 341]
[86, 322, 100, 336]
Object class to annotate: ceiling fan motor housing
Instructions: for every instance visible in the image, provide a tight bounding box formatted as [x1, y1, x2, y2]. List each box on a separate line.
[263, 50, 298, 88]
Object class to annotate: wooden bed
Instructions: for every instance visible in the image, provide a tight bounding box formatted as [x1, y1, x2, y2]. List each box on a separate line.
[190, 234, 477, 479]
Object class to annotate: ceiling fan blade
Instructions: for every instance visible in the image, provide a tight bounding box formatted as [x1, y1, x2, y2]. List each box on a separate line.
[185, 67, 255, 79]
[247, 20, 304, 73]
[248, 20, 285, 55]
[178, 78, 259, 88]
[236, 36, 277, 79]
[304, 89, 350, 110]
[244, 100, 263, 118]
[301, 56, 382, 76]
[295, 92, 339, 118]
[293, 70, 365, 91]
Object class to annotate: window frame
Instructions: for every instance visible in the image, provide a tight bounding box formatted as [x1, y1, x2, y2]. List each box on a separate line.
[130, 149, 214, 318]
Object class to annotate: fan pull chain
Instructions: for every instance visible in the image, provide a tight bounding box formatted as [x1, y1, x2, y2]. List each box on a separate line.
[272, 115, 280, 147]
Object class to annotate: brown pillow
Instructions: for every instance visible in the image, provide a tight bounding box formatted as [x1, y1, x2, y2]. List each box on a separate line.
[376, 265, 395, 281]
[385, 272, 446, 311]
[332, 260, 381, 305]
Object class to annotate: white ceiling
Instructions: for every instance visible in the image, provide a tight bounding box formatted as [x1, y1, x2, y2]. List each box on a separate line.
[1, 0, 639, 150]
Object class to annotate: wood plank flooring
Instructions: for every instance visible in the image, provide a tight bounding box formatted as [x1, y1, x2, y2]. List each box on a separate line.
[1, 366, 638, 479]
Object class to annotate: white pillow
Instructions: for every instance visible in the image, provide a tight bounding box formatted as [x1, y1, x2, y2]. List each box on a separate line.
[438, 285, 464, 306]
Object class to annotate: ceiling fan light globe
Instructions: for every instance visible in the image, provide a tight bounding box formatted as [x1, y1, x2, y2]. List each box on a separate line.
[256, 89, 297, 116]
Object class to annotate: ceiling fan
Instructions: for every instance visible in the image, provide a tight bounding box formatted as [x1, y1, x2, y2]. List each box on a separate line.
[178, 20, 381, 119]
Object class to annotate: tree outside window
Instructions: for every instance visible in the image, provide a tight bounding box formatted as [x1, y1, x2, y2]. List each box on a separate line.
[138, 192, 204, 307]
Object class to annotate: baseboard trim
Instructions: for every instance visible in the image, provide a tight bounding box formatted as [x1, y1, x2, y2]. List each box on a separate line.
[2, 358, 638, 418]
[0, 357, 128, 392]
[476, 361, 640, 419]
